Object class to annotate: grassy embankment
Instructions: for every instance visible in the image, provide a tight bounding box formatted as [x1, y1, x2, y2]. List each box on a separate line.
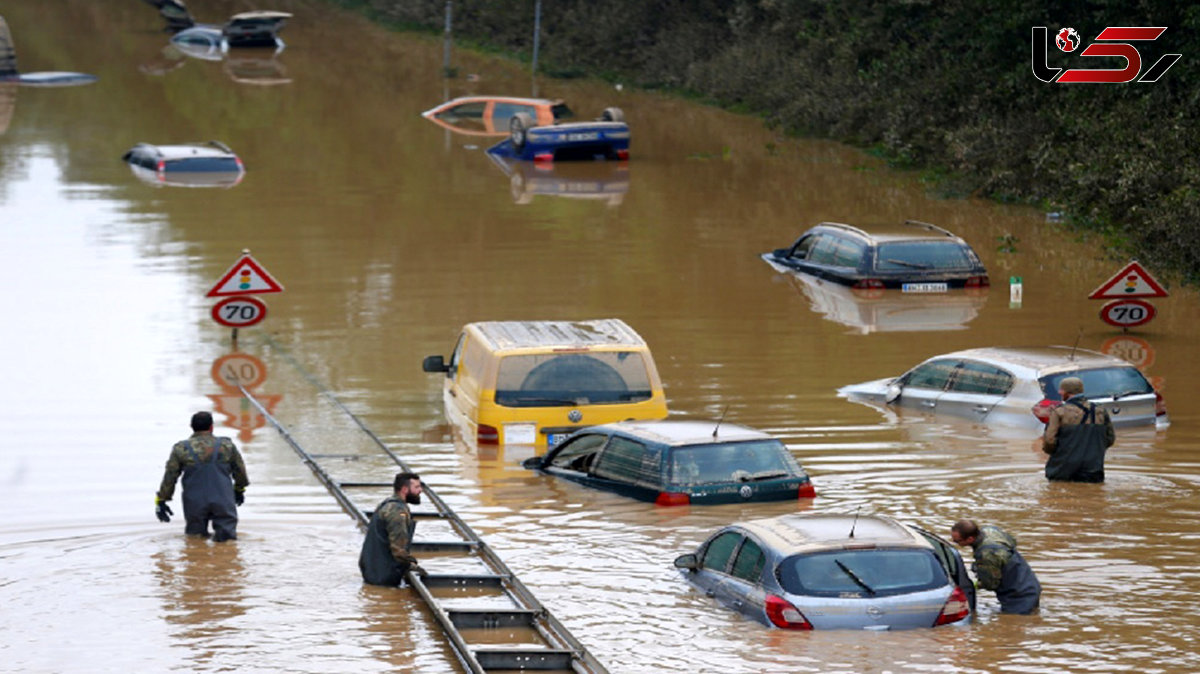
[333, 0, 1200, 285]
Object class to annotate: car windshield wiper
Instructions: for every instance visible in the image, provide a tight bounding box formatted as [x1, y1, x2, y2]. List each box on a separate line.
[747, 471, 790, 481]
[834, 559, 876, 595]
[883, 258, 931, 269]
[1109, 389, 1145, 400]
[506, 396, 580, 406]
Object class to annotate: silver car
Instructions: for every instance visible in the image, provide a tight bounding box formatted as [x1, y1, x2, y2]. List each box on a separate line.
[839, 346, 1167, 429]
[674, 513, 974, 630]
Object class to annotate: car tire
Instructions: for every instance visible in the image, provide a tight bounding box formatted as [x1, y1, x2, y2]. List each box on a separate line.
[601, 107, 625, 123]
[510, 112, 535, 151]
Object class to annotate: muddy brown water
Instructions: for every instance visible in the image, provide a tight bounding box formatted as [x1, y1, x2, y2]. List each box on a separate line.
[3, 2, 1200, 672]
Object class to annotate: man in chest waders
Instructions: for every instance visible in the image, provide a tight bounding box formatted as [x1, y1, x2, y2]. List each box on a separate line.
[359, 472, 429, 586]
[1042, 376, 1115, 483]
[155, 411, 249, 542]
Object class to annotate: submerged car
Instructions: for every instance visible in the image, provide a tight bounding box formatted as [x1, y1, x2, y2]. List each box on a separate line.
[421, 96, 575, 137]
[762, 220, 989, 291]
[144, 1, 291, 49]
[486, 106, 630, 162]
[839, 346, 1168, 429]
[122, 141, 245, 187]
[674, 513, 974, 630]
[423, 319, 668, 447]
[522, 419, 815, 505]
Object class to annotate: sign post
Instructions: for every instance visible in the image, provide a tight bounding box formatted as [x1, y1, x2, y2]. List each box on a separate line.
[206, 250, 284, 345]
[1088, 261, 1167, 331]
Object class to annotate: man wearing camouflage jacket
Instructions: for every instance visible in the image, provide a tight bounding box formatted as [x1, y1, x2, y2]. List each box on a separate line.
[155, 411, 249, 541]
[951, 519, 1041, 614]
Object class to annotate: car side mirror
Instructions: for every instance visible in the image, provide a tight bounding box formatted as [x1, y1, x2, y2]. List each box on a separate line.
[422, 355, 449, 373]
[884, 381, 902, 404]
[673, 553, 699, 571]
[521, 456, 543, 470]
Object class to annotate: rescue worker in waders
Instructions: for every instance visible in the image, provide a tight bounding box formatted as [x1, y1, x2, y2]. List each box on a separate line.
[155, 411, 249, 542]
[951, 519, 1041, 615]
[359, 472, 429, 586]
[1042, 376, 1115, 483]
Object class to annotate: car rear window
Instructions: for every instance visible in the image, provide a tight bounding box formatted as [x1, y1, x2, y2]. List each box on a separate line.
[777, 549, 946, 597]
[494, 352, 654, 407]
[163, 157, 241, 173]
[875, 241, 974, 271]
[668, 440, 802, 487]
[1039, 366, 1153, 401]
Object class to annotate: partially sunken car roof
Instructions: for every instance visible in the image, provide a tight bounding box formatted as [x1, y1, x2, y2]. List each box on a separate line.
[936, 346, 1133, 376]
[593, 419, 770, 446]
[739, 513, 929, 554]
[129, 141, 237, 159]
[469, 319, 647, 352]
[422, 96, 564, 117]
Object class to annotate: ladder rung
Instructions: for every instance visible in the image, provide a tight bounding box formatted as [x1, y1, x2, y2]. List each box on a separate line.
[423, 573, 508, 588]
[472, 648, 575, 670]
[447, 608, 539, 629]
[411, 540, 477, 552]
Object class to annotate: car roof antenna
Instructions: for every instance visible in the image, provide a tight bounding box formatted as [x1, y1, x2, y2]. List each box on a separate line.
[848, 506, 862, 538]
[712, 405, 729, 439]
[1069, 327, 1083, 361]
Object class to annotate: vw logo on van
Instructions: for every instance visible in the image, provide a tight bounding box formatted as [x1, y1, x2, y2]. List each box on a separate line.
[568, 409, 583, 423]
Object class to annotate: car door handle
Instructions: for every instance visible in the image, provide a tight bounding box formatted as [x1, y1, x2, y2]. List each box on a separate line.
[972, 405, 990, 413]
[732, 600, 743, 609]
[705, 589, 716, 598]
[921, 400, 936, 408]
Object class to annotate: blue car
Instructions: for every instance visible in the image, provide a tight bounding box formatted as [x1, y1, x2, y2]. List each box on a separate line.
[487, 107, 630, 162]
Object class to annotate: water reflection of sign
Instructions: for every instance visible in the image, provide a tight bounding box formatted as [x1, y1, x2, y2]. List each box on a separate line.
[211, 295, 268, 327]
[211, 352, 268, 389]
[208, 392, 283, 442]
[1100, 336, 1155, 369]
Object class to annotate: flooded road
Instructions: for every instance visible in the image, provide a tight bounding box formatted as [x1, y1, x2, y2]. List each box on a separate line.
[3, 1, 1200, 672]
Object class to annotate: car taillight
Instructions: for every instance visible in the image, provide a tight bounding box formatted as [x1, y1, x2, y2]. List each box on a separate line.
[965, 275, 990, 288]
[934, 586, 970, 626]
[655, 492, 690, 506]
[1155, 390, 1167, 417]
[764, 594, 813, 630]
[797, 481, 816, 499]
[477, 424, 499, 445]
[156, 160, 166, 173]
[235, 157, 245, 171]
[616, 149, 629, 160]
[1031, 399, 1060, 423]
[534, 152, 554, 163]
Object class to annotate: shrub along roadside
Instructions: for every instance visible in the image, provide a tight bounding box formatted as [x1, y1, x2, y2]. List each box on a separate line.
[332, 0, 1200, 285]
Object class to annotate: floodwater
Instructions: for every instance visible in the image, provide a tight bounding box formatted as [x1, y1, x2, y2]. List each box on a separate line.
[3, 1, 1200, 672]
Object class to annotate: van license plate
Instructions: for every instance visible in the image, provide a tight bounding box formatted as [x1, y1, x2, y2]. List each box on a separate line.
[504, 423, 537, 444]
[547, 433, 569, 448]
[902, 282, 948, 293]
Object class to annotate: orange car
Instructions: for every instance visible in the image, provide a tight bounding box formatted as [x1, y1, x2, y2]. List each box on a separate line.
[421, 96, 574, 136]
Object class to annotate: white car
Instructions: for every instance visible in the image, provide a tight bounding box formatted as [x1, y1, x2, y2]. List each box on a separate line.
[839, 346, 1167, 429]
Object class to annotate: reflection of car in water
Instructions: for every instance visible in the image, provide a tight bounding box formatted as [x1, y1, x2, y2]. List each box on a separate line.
[839, 346, 1168, 430]
[422, 319, 668, 447]
[487, 152, 629, 206]
[421, 96, 575, 137]
[673, 513, 974, 630]
[765, 262, 987, 334]
[0, 15, 97, 88]
[523, 420, 815, 506]
[122, 141, 245, 189]
[487, 106, 629, 162]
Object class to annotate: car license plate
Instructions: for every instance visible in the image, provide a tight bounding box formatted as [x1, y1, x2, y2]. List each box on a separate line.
[504, 423, 537, 444]
[564, 132, 599, 142]
[902, 282, 948, 293]
[547, 433, 569, 448]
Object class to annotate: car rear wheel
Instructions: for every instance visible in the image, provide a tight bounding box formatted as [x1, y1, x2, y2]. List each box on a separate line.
[601, 107, 624, 123]
[510, 112, 536, 150]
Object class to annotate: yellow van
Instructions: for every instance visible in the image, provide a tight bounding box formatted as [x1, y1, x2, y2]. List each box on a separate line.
[422, 319, 669, 447]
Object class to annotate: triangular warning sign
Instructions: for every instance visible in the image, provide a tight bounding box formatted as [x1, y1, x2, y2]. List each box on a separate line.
[206, 253, 285, 297]
[1088, 260, 1168, 300]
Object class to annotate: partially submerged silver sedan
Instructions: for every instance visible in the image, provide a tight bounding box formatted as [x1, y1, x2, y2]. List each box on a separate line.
[674, 513, 974, 630]
[839, 346, 1167, 429]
